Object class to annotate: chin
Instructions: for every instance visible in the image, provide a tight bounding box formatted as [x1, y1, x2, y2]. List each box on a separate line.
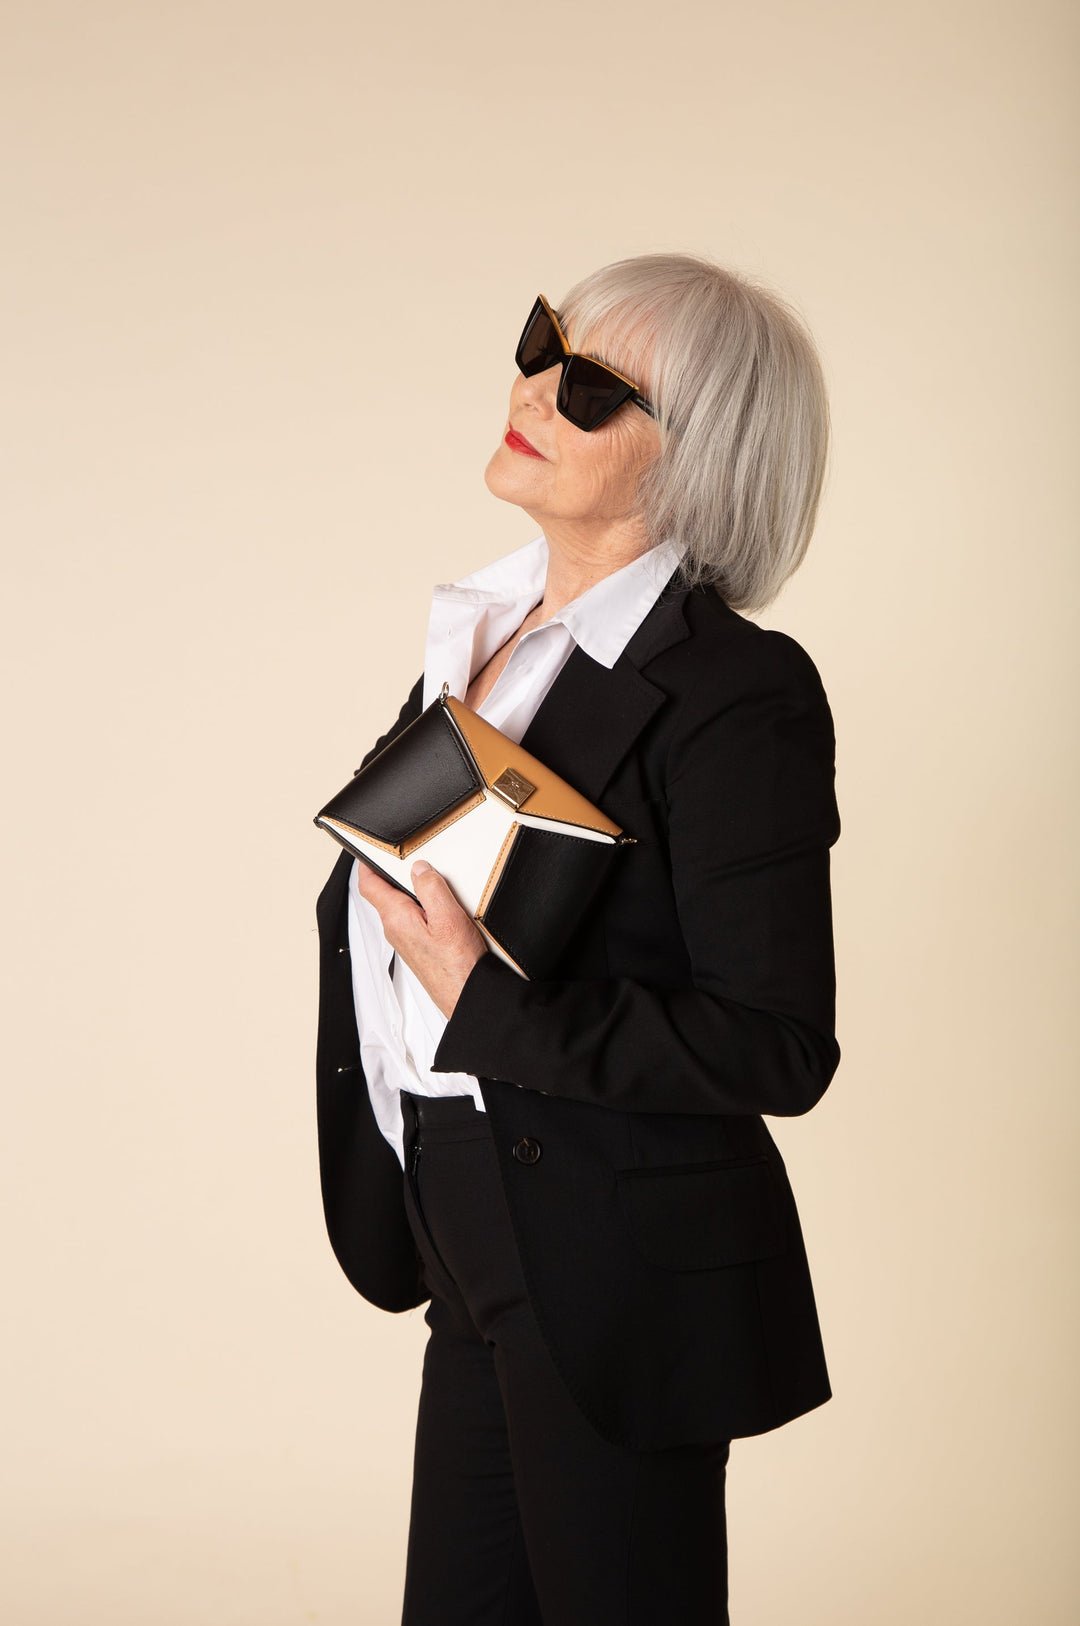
[484, 447, 541, 508]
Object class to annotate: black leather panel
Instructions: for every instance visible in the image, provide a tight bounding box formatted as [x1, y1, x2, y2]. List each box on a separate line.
[479, 825, 620, 980]
[316, 700, 481, 849]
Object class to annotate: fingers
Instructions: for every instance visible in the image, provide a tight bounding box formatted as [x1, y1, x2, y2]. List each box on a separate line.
[409, 864, 486, 980]
[354, 860, 426, 928]
[353, 859, 402, 906]
[354, 857, 469, 941]
[354, 852, 478, 949]
[355, 857, 486, 1012]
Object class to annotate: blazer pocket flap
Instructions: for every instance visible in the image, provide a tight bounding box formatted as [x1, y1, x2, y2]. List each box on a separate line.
[616, 1157, 787, 1272]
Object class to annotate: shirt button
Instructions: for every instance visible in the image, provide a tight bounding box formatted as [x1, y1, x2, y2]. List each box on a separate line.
[512, 1137, 542, 1164]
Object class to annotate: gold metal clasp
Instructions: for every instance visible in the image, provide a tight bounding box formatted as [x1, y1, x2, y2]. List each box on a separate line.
[491, 767, 537, 810]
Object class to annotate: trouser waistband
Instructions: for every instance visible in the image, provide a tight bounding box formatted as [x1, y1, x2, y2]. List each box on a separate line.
[401, 1090, 490, 1141]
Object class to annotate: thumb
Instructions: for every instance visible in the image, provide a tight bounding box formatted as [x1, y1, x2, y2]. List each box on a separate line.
[410, 859, 449, 904]
[410, 859, 468, 924]
[411, 860, 481, 948]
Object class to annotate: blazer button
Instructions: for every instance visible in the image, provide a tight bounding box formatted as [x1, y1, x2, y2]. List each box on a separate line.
[513, 1137, 542, 1164]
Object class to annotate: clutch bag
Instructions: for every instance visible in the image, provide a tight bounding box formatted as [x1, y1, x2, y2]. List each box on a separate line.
[314, 684, 634, 979]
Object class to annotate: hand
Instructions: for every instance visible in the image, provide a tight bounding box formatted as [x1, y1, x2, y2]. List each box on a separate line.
[353, 858, 489, 1019]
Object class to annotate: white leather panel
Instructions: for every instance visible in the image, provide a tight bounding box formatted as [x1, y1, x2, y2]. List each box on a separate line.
[325, 795, 615, 910]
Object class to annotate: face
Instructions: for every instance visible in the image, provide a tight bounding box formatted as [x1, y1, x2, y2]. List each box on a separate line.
[484, 318, 661, 542]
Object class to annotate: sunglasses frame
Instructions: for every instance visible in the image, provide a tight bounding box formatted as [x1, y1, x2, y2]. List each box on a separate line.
[515, 294, 657, 432]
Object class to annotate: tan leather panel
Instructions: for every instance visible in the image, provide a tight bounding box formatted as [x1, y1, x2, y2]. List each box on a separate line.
[446, 695, 622, 837]
[318, 817, 401, 857]
[474, 919, 528, 978]
[475, 821, 520, 917]
[474, 826, 530, 977]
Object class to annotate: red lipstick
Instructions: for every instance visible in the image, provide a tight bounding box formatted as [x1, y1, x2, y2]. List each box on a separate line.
[505, 427, 546, 459]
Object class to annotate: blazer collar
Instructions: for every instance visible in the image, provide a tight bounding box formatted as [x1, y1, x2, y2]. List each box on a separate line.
[518, 565, 692, 804]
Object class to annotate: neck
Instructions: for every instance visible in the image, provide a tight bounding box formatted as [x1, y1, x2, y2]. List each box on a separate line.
[532, 520, 654, 621]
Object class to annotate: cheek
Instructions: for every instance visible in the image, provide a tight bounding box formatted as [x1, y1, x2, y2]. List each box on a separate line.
[580, 422, 655, 499]
[555, 446, 643, 516]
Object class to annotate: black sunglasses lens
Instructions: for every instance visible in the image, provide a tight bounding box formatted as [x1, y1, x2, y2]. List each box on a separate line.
[559, 357, 633, 431]
[516, 300, 565, 377]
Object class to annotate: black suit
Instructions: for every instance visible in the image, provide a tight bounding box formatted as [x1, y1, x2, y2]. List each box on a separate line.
[316, 576, 840, 1455]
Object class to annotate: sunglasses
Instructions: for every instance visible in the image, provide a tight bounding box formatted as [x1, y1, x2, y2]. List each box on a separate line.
[515, 294, 657, 432]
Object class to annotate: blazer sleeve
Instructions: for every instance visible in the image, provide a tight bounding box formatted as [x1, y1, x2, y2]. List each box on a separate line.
[354, 672, 426, 773]
[431, 630, 842, 1118]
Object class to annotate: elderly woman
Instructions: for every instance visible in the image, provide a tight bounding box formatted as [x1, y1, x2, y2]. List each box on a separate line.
[315, 252, 839, 1625]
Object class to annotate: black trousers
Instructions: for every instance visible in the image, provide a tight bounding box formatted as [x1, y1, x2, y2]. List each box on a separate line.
[398, 1091, 731, 1626]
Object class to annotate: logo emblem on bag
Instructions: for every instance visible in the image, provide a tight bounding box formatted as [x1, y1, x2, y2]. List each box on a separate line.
[491, 767, 536, 810]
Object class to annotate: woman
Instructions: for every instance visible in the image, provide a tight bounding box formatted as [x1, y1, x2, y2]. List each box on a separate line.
[315, 252, 840, 1625]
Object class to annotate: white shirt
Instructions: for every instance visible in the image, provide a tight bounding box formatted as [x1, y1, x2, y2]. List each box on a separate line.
[347, 532, 684, 1169]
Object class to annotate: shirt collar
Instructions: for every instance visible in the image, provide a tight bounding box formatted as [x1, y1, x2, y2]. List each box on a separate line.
[431, 534, 685, 672]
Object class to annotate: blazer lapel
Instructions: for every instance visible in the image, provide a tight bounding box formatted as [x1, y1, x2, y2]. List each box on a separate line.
[519, 577, 692, 804]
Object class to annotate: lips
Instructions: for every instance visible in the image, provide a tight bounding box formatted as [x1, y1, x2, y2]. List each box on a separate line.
[505, 426, 546, 459]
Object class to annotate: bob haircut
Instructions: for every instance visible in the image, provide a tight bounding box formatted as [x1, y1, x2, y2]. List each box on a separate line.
[558, 253, 830, 614]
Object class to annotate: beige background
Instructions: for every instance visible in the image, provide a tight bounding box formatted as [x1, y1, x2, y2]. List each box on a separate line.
[2, 1, 1076, 1621]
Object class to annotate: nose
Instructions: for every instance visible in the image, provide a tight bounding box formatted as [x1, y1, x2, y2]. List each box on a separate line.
[515, 363, 561, 419]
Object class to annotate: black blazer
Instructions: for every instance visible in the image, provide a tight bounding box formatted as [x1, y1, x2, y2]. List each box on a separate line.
[316, 575, 841, 1451]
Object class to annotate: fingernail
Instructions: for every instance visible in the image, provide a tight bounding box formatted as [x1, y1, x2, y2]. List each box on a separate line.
[411, 860, 432, 876]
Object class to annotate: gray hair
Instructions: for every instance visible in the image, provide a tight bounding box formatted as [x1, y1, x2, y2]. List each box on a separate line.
[558, 253, 830, 614]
